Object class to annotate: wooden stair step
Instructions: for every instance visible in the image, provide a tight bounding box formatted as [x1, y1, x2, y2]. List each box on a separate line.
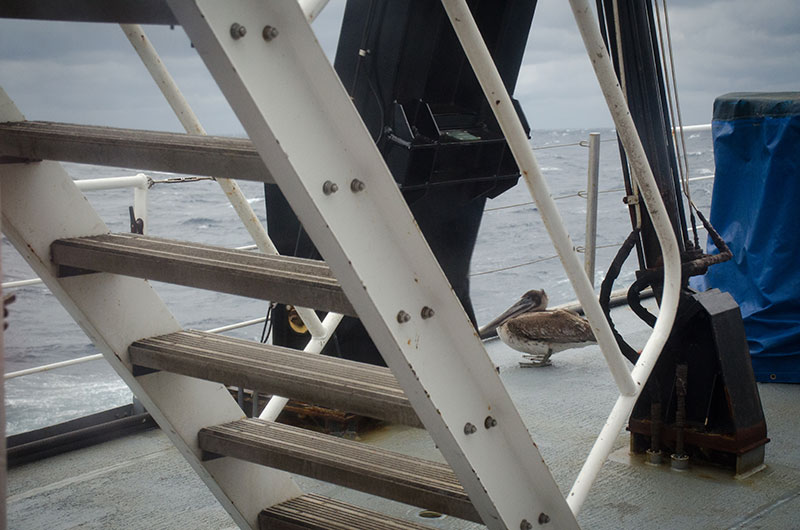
[259, 493, 435, 530]
[0, 120, 272, 182]
[130, 330, 422, 428]
[50, 233, 355, 316]
[199, 419, 481, 524]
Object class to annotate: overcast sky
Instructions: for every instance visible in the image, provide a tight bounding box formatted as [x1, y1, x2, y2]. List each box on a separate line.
[1, 0, 798, 133]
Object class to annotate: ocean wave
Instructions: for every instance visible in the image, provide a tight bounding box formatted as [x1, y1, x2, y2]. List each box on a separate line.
[181, 217, 218, 226]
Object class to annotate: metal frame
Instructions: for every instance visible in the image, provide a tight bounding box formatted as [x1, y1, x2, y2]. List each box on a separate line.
[166, 1, 579, 528]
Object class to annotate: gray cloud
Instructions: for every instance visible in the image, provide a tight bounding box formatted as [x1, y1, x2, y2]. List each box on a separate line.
[0, 0, 797, 132]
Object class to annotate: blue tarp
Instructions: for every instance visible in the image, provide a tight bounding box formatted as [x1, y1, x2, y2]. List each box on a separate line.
[694, 92, 800, 382]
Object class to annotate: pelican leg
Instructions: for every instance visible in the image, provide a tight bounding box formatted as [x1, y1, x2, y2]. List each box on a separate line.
[520, 348, 554, 368]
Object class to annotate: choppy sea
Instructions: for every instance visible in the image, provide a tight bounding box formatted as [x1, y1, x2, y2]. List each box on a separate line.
[3, 128, 715, 435]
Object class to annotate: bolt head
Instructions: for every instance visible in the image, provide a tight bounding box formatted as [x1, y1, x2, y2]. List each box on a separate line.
[230, 23, 247, 39]
[396, 310, 411, 323]
[464, 422, 477, 435]
[484, 416, 497, 429]
[420, 306, 435, 319]
[262, 25, 279, 41]
[350, 179, 366, 192]
[520, 520, 533, 530]
[322, 181, 339, 195]
[538, 513, 550, 525]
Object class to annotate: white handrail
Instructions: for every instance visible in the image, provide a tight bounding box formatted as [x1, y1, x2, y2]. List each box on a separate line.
[442, 0, 637, 397]
[566, 0, 682, 513]
[442, 0, 682, 515]
[673, 123, 711, 134]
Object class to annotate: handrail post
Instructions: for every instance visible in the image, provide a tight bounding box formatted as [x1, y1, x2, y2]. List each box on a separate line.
[585, 132, 601, 287]
[566, 0, 682, 514]
[133, 174, 149, 234]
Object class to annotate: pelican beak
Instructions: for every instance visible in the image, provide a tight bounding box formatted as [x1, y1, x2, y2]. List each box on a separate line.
[478, 293, 547, 339]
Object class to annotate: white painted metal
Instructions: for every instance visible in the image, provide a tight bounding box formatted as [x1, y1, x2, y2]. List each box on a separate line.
[673, 124, 712, 134]
[120, 23, 332, 341]
[206, 316, 267, 334]
[75, 173, 151, 234]
[259, 311, 344, 421]
[0, 87, 300, 530]
[165, 1, 579, 527]
[4, 353, 104, 380]
[2, 278, 43, 289]
[584, 133, 601, 287]
[566, 0, 682, 514]
[441, 0, 636, 398]
[74, 174, 152, 192]
[298, 0, 330, 23]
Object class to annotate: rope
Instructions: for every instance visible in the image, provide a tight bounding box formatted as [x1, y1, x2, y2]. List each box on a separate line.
[485, 175, 712, 213]
[150, 176, 215, 185]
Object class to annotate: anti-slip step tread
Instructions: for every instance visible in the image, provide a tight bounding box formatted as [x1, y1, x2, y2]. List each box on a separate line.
[259, 493, 435, 529]
[199, 419, 480, 523]
[0, 120, 270, 181]
[50, 233, 355, 315]
[129, 330, 422, 428]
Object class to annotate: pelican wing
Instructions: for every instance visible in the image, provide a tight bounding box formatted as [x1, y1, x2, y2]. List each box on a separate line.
[503, 310, 595, 344]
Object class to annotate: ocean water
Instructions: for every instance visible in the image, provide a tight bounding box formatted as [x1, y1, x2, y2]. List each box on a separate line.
[2, 128, 715, 435]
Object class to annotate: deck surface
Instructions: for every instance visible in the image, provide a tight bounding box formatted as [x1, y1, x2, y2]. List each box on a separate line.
[8, 304, 800, 529]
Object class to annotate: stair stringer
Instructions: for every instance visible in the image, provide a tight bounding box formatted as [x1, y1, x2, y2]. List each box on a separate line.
[0, 89, 301, 530]
[165, 2, 580, 529]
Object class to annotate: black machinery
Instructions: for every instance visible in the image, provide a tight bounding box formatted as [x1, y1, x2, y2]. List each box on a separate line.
[594, 0, 768, 474]
[265, 0, 536, 364]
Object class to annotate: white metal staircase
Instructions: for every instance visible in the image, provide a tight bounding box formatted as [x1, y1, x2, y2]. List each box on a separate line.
[0, 2, 578, 528]
[1, 1, 682, 529]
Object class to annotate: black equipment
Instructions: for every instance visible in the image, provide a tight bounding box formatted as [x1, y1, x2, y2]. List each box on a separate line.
[265, 0, 537, 365]
[595, 0, 767, 473]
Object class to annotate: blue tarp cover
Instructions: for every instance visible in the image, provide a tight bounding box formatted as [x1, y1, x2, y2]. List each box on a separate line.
[695, 92, 800, 382]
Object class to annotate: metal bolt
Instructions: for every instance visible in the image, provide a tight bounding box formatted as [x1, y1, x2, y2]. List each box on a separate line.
[520, 520, 533, 530]
[396, 310, 411, 323]
[350, 179, 366, 192]
[230, 23, 247, 40]
[420, 306, 435, 319]
[538, 513, 550, 525]
[262, 25, 279, 41]
[322, 181, 339, 195]
[464, 422, 477, 435]
[484, 416, 497, 429]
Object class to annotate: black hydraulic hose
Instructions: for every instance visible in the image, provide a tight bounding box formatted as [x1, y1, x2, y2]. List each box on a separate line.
[599, 228, 642, 365]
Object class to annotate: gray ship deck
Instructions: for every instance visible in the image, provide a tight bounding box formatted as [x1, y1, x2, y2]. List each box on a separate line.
[9, 303, 800, 529]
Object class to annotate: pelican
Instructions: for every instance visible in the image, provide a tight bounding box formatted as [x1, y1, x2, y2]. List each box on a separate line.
[480, 289, 596, 366]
